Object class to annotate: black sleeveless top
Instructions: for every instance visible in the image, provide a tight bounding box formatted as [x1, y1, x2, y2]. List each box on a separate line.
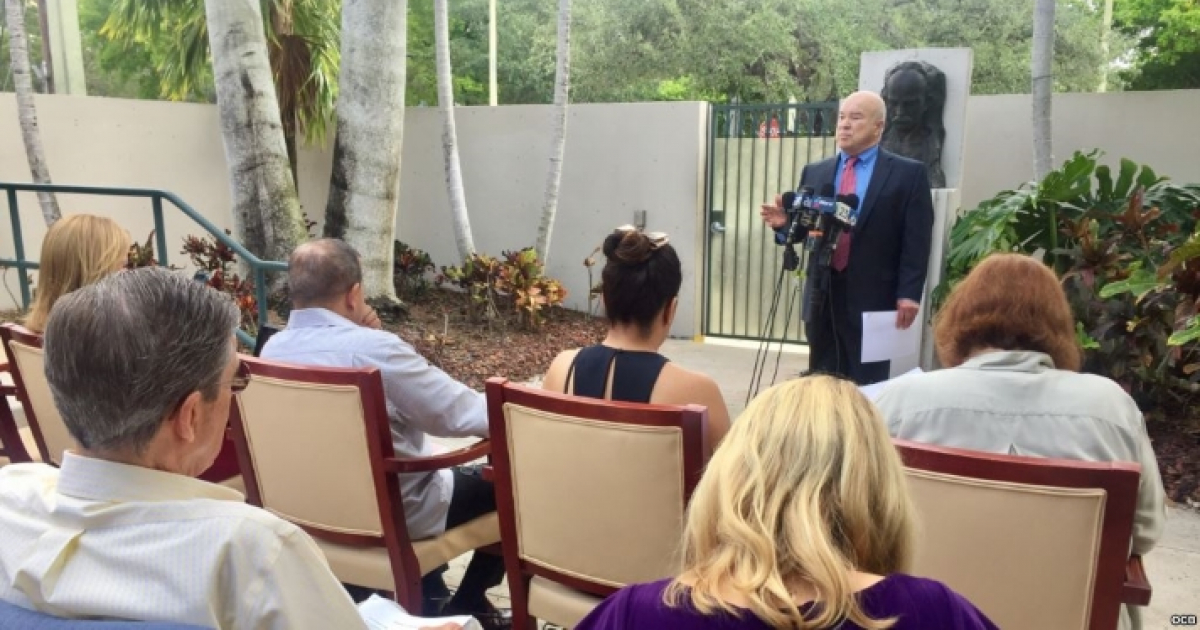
[564, 345, 670, 403]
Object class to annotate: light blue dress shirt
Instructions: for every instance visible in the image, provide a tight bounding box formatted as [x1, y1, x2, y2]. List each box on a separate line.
[834, 144, 879, 215]
[262, 308, 488, 539]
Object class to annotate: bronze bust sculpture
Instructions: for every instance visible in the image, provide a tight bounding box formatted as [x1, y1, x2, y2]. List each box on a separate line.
[880, 61, 947, 188]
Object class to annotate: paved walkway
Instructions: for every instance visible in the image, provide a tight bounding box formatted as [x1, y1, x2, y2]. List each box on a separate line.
[443, 338, 1198, 627]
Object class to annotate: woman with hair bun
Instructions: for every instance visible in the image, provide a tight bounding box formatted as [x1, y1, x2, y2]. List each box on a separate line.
[542, 226, 730, 453]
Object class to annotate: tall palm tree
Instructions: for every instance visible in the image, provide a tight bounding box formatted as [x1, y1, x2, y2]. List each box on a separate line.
[5, 0, 60, 225]
[205, 0, 306, 264]
[535, 0, 570, 263]
[100, 0, 339, 183]
[1032, 0, 1054, 180]
[324, 0, 406, 304]
[434, 0, 476, 260]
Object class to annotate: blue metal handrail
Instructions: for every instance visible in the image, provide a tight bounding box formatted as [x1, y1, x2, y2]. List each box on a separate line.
[0, 182, 287, 347]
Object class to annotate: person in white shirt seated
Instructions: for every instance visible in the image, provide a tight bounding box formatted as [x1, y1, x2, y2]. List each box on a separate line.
[261, 238, 506, 628]
[873, 252, 1167, 630]
[0, 267, 369, 629]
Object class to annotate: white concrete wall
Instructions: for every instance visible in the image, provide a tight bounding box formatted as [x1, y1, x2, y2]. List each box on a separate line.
[960, 90, 1200, 211]
[4, 89, 1199, 338]
[1, 95, 709, 336]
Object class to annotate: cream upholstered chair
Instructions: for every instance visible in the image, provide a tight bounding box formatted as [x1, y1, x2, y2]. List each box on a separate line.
[895, 439, 1151, 630]
[1, 323, 70, 465]
[0, 357, 38, 465]
[484, 377, 709, 630]
[229, 355, 500, 612]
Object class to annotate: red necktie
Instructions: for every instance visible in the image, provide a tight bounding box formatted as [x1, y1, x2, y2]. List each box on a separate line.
[831, 156, 857, 272]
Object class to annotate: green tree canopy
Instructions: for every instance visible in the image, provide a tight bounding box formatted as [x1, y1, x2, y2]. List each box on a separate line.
[1115, 0, 1200, 89]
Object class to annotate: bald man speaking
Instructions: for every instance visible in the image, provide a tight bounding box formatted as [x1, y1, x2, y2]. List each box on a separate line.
[761, 91, 934, 385]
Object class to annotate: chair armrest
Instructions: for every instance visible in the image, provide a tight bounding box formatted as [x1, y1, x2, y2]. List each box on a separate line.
[384, 439, 491, 474]
[1122, 554, 1152, 606]
[0, 361, 14, 396]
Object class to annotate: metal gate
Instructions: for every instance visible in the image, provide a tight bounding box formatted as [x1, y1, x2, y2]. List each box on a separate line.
[702, 102, 839, 343]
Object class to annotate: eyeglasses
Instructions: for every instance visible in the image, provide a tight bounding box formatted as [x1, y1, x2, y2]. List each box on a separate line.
[614, 224, 670, 249]
[228, 361, 251, 393]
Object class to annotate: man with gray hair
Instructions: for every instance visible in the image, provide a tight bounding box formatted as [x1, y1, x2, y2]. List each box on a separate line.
[0, 267, 369, 628]
[262, 239, 506, 628]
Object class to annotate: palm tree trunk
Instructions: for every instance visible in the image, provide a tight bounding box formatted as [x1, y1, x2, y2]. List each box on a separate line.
[1098, 0, 1113, 92]
[535, 0, 571, 264]
[325, 0, 406, 303]
[269, 0, 299, 187]
[6, 0, 61, 225]
[435, 0, 476, 260]
[204, 0, 306, 264]
[1031, 0, 1055, 181]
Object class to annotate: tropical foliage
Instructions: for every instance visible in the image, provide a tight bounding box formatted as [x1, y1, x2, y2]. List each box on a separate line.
[393, 240, 435, 301]
[6, 0, 1136, 106]
[940, 151, 1200, 421]
[1115, 0, 1200, 89]
[96, 0, 340, 150]
[440, 248, 567, 329]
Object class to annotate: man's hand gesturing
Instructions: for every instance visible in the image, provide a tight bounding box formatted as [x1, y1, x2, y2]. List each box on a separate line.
[760, 194, 787, 229]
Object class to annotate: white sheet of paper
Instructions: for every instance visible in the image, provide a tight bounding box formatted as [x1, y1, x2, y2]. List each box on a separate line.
[358, 594, 481, 630]
[861, 311, 922, 363]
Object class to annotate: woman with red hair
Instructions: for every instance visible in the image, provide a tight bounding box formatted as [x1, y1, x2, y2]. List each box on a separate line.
[874, 252, 1166, 630]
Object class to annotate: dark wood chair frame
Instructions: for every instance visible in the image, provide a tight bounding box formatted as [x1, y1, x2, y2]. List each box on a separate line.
[484, 376, 709, 630]
[893, 439, 1152, 630]
[1, 323, 53, 463]
[229, 355, 491, 613]
[0, 355, 33, 464]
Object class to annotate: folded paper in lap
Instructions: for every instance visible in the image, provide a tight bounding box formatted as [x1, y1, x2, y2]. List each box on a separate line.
[358, 594, 481, 630]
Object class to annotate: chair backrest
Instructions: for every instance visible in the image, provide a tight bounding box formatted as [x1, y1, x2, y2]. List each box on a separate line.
[228, 355, 412, 582]
[0, 598, 210, 629]
[485, 377, 707, 597]
[894, 439, 1141, 630]
[1, 323, 72, 465]
[1, 359, 34, 464]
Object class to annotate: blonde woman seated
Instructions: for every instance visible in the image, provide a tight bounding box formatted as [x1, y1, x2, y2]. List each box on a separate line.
[575, 376, 997, 630]
[24, 214, 130, 333]
[543, 226, 730, 452]
[874, 253, 1166, 629]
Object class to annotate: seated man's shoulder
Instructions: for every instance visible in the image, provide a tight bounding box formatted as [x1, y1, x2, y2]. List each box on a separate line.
[0, 463, 62, 503]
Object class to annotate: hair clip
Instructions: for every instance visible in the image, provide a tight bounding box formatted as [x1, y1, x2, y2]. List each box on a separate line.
[613, 224, 669, 250]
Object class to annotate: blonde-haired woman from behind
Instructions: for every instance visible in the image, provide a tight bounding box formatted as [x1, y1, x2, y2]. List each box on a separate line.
[574, 376, 998, 630]
[24, 214, 130, 333]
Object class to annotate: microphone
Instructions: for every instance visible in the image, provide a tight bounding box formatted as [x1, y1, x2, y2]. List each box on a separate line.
[781, 186, 813, 246]
[833, 193, 860, 227]
[821, 193, 860, 270]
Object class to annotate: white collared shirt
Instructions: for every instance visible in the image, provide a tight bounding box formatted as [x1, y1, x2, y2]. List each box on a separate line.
[262, 308, 489, 539]
[0, 452, 367, 629]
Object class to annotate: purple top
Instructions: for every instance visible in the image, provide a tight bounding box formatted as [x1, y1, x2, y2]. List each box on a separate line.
[575, 574, 998, 630]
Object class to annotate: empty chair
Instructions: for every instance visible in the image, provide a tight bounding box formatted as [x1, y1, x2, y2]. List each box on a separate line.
[2, 323, 71, 465]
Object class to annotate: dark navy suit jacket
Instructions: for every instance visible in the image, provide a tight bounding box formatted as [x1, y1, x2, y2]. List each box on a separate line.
[791, 148, 935, 323]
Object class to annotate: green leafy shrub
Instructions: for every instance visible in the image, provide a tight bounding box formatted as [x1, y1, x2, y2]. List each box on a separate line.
[439, 247, 567, 329]
[393, 241, 436, 300]
[181, 233, 259, 334]
[939, 150, 1200, 421]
